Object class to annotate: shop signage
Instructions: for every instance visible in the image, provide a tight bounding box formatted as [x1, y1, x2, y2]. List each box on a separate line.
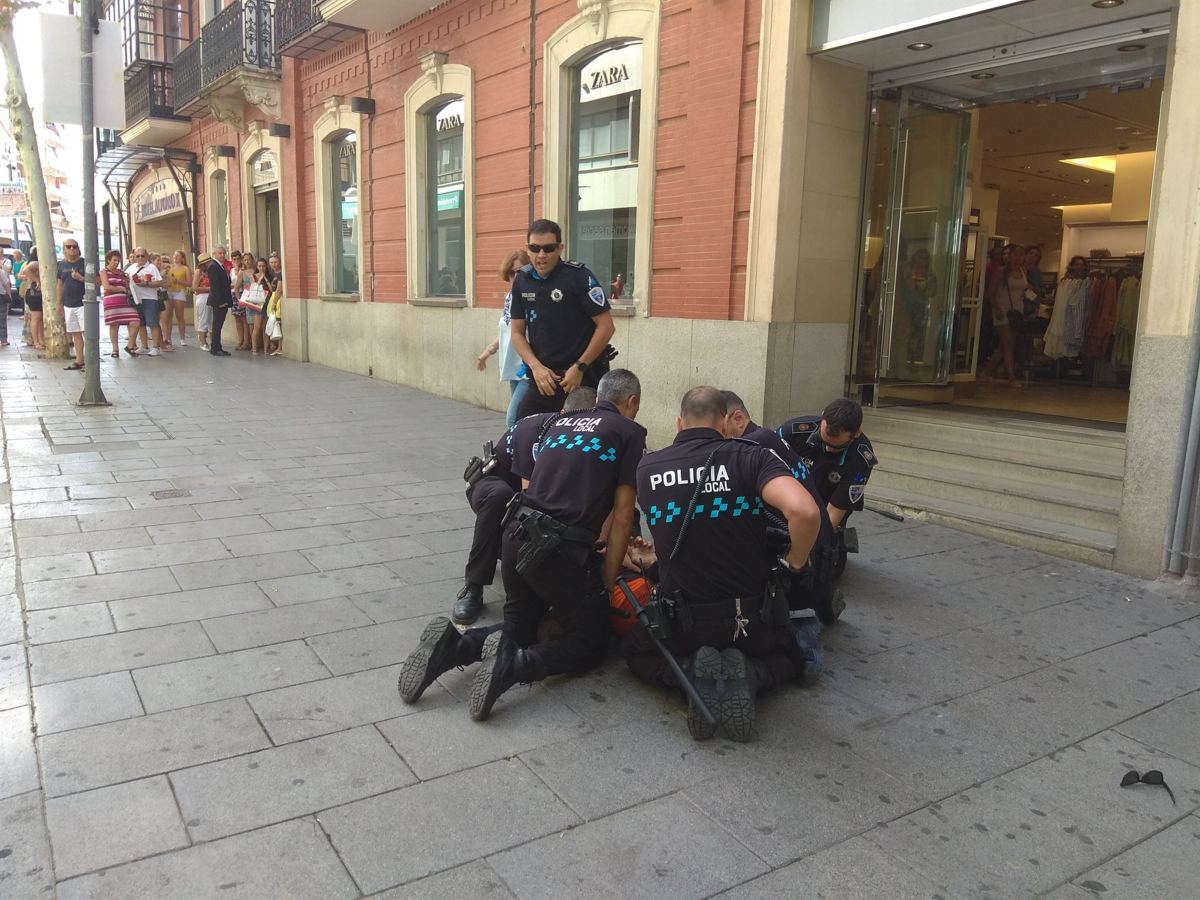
[580, 222, 632, 240]
[251, 150, 279, 192]
[0, 181, 24, 194]
[436, 99, 465, 132]
[580, 43, 642, 103]
[436, 189, 462, 212]
[133, 175, 185, 223]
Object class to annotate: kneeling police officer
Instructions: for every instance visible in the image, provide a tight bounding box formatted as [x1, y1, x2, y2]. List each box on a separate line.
[400, 370, 645, 721]
[624, 386, 820, 741]
[454, 387, 598, 625]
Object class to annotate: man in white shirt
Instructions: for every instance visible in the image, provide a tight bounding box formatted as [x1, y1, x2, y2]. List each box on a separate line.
[124, 247, 164, 356]
[0, 263, 10, 347]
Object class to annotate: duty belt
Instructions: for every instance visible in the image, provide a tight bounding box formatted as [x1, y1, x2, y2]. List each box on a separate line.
[508, 504, 595, 545]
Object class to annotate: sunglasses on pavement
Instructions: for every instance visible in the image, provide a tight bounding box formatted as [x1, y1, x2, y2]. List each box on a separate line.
[527, 243, 559, 254]
[1120, 769, 1176, 805]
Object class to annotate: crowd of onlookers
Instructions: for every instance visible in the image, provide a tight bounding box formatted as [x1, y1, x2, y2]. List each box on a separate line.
[0, 245, 283, 370]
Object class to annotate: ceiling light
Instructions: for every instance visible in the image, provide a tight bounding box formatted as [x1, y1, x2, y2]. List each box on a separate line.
[1131, 130, 1147, 136]
[1082, 178, 1091, 184]
[1060, 155, 1118, 174]
[1092, 0, 1124, 7]
[971, 72, 994, 80]
[1113, 125, 1131, 132]
[907, 42, 933, 51]
[1117, 44, 1146, 52]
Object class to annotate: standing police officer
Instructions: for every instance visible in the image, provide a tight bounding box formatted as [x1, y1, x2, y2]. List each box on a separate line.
[625, 387, 820, 742]
[777, 398, 877, 576]
[453, 387, 598, 625]
[510, 219, 615, 419]
[400, 370, 645, 721]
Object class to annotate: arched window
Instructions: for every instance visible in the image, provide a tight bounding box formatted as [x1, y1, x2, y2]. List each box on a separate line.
[327, 130, 359, 294]
[568, 42, 641, 300]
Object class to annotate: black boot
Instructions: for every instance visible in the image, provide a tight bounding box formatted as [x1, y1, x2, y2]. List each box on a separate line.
[687, 647, 722, 741]
[718, 648, 757, 743]
[398, 617, 463, 704]
[468, 631, 538, 721]
[452, 582, 485, 625]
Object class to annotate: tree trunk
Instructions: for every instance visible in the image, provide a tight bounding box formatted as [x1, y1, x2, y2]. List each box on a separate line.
[0, 15, 65, 358]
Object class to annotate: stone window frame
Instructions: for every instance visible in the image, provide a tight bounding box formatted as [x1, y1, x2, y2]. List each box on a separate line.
[544, 0, 661, 317]
[404, 57, 475, 308]
[202, 150, 232, 254]
[313, 99, 365, 300]
[239, 124, 287, 276]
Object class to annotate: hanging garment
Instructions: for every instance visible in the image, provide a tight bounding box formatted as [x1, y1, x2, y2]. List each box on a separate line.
[1043, 277, 1086, 359]
[1112, 275, 1141, 371]
[1084, 275, 1119, 358]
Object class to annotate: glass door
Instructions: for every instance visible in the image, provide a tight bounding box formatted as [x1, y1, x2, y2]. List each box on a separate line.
[852, 89, 970, 401]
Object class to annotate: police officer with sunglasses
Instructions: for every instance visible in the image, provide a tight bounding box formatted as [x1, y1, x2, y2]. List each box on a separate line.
[509, 219, 615, 419]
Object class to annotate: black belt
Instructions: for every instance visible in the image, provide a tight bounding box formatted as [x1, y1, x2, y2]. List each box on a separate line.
[685, 593, 767, 623]
[509, 503, 596, 546]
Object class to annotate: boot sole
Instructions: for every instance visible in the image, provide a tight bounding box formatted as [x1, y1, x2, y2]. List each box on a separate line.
[469, 631, 511, 722]
[687, 646, 722, 741]
[397, 617, 457, 704]
[719, 648, 756, 743]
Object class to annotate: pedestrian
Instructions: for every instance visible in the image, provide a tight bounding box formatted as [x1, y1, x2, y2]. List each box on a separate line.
[249, 257, 272, 354]
[21, 248, 44, 351]
[400, 369, 645, 721]
[100, 249, 141, 357]
[163, 250, 190, 348]
[476, 248, 532, 427]
[192, 246, 216, 351]
[232, 251, 254, 350]
[124, 247, 164, 356]
[509, 218, 616, 418]
[624, 386, 820, 741]
[8, 248, 24, 316]
[265, 266, 283, 357]
[199, 250, 232, 356]
[55, 238, 87, 370]
[0, 262, 10, 348]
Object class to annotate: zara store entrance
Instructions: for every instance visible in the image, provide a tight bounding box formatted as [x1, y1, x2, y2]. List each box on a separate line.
[844, 11, 1169, 426]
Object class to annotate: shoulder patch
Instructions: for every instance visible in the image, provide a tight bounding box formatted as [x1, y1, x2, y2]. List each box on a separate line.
[588, 286, 607, 307]
[563, 259, 585, 268]
[858, 444, 877, 467]
[848, 485, 865, 505]
[790, 422, 815, 435]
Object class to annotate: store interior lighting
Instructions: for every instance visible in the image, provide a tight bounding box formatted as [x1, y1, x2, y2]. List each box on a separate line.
[1060, 156, 1118, 174]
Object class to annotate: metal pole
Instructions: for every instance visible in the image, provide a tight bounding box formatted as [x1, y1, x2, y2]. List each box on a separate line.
[78, 0, 108, 406]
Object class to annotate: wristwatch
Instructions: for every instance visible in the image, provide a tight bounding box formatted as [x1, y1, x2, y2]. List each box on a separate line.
[574, 361, 588, 374]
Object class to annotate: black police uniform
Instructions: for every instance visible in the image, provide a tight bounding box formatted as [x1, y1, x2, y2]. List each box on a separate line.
[463, 413, 552, 590]
[623, 428, 803, 693]
[453, 401, 645, 675]
[776, 416, 877, 519]
[510, 260, 611, 419]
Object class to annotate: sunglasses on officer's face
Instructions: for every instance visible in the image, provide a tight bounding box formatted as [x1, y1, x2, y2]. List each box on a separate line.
[1120, 769, 1176, 805]
[527, 243, 560, 255]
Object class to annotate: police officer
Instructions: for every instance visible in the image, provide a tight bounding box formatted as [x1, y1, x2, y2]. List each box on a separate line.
[625, 387, 820, 742]
[453, 387, 598, 625]
[720, 390, 841, 633]
[777, 398, 877, 576]
[510, 219, 616, 420]
[400, 370, 645, 721]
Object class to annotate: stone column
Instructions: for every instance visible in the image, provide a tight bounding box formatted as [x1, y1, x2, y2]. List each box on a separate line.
[1115, 4, 1200, 577]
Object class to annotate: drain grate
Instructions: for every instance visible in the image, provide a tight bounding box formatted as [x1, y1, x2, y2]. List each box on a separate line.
[151, 489, 192, 500]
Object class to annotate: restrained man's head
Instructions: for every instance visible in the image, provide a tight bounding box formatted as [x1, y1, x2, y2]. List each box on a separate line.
[562, 387, 597, 413]
[719, 390, 751, 437]
[678, 386, 728, 435]
[598, 369, 641, 420]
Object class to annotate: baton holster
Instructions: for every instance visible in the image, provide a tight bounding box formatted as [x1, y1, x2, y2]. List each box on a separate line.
[504, 498, 594, 577]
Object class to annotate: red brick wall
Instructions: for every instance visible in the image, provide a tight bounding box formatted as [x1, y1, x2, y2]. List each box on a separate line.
[177, 0, 760, 320]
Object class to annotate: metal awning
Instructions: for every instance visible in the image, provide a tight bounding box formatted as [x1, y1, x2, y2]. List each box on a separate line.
[96, 144, 200, 258]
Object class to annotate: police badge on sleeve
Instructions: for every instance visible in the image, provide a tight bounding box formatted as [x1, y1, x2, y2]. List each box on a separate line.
[848, 485, 865, 504]
[588, 286, 607, 307]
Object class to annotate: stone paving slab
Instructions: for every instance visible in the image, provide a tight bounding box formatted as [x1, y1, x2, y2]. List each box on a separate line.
[0, 705, 37, 800]
[56, 817, 359, 900]
[1050, 814, 1200, 900]
[32, 671, 145, 735]
[0, 790, 55, 897]
[45, 774, 189, 879]
[368, 860, 515, 900]
[0, 643, 27, 711]
[110, 582, 274, 631]
[1115, 690, 1200, 767]
[23, 565, 181, 610]
[30, 621, 215, 686]
[0, 594, 21, 645]
[201, 596, 374, 652]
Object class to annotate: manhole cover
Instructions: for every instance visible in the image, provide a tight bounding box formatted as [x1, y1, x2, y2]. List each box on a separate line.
[151, 489, 192, 500]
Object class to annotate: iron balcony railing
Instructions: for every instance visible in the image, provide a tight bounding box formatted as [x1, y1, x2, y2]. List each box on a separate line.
[202, 0, 278, 85]
[173, 37, 203, 111]
[125, 61, 185, 123]
[110, 0, 194, 73]
[275, 0, 322, 55]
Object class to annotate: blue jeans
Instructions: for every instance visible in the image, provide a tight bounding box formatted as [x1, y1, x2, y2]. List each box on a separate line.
[0, 295, 8, 342]
[138, 297, 161, 327]
[506, 379, 530, 428]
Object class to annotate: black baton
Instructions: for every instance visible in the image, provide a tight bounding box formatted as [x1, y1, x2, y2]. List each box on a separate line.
[616, 576, 716, 727]
[865, 504, 904, 522]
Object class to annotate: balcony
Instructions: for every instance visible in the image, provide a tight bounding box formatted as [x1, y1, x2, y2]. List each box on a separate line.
[317, 0, 437, 34]
[122, 62, 192, 147]
[111, 0, 194, 74]
[174, 0, 282, 126]
[276, 0, 360, 60]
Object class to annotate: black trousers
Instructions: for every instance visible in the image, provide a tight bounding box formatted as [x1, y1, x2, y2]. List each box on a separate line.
[464, 476, 516, 586]
[622, 617, 800, 694]
[457, 522, 609, 678]
[210, 304, 229, 353]
[515, 357, 609, 419]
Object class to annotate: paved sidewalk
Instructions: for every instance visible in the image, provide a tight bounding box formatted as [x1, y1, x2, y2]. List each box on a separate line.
[1, 343, 1198, 899]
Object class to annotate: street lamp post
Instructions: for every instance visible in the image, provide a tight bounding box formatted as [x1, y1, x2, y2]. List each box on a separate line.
[78, 0, 107, 406]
